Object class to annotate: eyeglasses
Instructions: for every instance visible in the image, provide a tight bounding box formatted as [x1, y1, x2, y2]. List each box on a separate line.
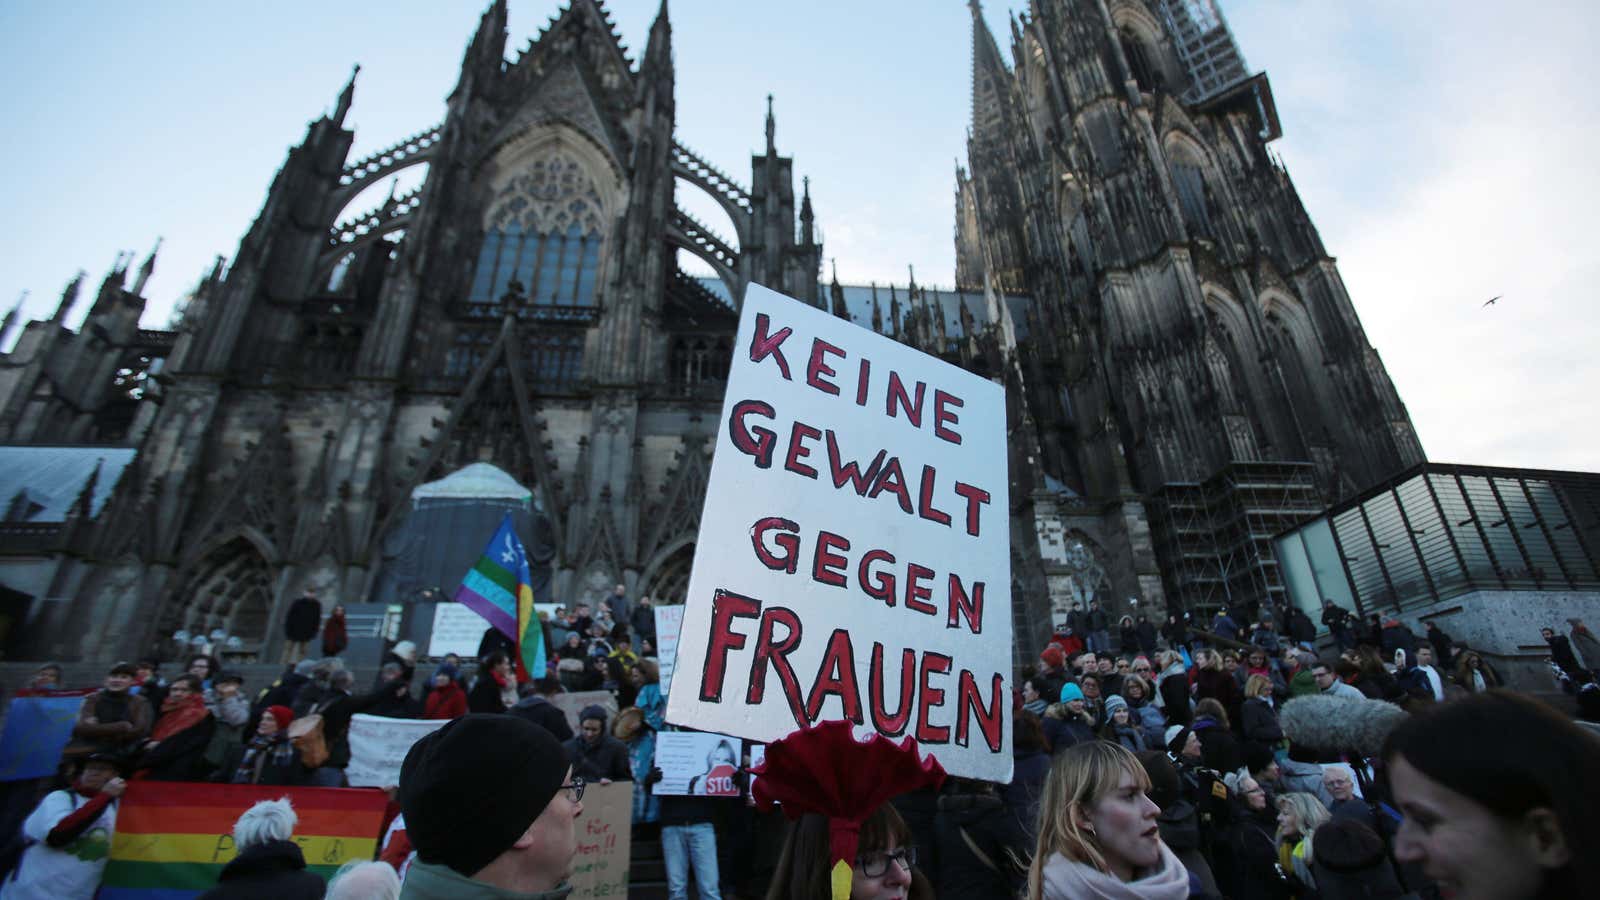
[1133, 666, 1152, 673]
[1242, 787, 1266, 796]
[857, 847, 916, 877]
[560, 777, 586, 803]
[1116, 662, 1130, 670]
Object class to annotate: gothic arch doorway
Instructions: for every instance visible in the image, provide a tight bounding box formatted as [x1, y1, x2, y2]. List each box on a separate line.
[639, 540, 695, 606]
[164, 537, 276, 656]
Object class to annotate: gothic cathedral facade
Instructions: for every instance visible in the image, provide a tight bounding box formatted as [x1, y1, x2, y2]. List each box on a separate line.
[0, 0, 1421, 665]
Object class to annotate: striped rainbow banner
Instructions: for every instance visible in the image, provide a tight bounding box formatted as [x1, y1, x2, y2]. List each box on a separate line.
[453, 511, 529, 641]
[99, 782, 388, 899]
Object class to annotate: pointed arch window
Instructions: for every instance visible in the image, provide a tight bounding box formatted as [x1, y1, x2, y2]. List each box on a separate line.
[469, 152, 608, 315]
[1120, 29, 1161, 93]
[1167, 141, 1214, 238]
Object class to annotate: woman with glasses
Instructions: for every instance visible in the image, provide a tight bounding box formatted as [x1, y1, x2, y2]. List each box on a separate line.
[764, 803, 933, 900]
[1026, 741, 1189, 899]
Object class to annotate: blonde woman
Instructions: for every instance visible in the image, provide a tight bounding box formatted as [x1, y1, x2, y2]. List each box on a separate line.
[1275, 791, 1330, 894]
[1026, 741, 1189, 899]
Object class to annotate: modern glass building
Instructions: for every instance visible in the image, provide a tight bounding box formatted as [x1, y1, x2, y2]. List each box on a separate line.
[1274, 463, 1600, 617]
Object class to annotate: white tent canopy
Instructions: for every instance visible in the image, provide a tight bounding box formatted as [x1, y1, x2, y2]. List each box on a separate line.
[410, 462, 531, 504]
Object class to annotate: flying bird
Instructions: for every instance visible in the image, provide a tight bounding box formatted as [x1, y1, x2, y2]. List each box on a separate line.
[1482, 296, 1501, 308]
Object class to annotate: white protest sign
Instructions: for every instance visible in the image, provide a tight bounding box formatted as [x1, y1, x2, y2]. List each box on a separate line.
[346, 714, 448, 787]
[654, 604, 686, 693]
[428, 603, 488, 658]
[653, 731, 743, 797]
[664, 284, 1012, 781]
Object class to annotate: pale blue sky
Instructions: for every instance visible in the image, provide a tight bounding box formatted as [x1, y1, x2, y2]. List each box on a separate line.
[1, 1, 1596, 471]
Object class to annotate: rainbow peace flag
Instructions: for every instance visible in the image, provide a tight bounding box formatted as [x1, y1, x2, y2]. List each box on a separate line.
[99, 782, 387, 899]
[455, 512, 544, 680]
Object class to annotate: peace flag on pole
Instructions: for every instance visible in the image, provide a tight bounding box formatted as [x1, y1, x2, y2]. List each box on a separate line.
[453, 512, 543, 679]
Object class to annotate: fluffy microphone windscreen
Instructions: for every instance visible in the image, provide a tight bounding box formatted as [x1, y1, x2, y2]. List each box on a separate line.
[1278, 693, 1409, 758]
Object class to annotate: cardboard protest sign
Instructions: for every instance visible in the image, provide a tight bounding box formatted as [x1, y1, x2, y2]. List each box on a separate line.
[654, 603, 686, 693]
[551, 690, 619, 735]
[664, 284, 1012, 781]
[428, 603, 489, 658]
[653, 731, 744, 797]
[346, 714, 448, 787]
[567, 781, 633, 898]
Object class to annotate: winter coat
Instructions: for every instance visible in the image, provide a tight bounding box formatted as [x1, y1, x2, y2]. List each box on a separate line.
[1136, 620, 1159, 655]
[1241, 696, 1284, 745]
[1005, 749, 1051, 843]
[320, 613, 347, 657]
[423, 682, 467, 720]
[1213, 613, 1240, 641]
[1158, 668, 1193, 727]
[1309, 819, 1406, 900]
[256, 672, 308, 715]
[65, 688, 152, 758]
[468, 674, 511, 714]
[1193, 715, 1244, 773]
[282, 596, 322, 643]
[1126, 699, 1168, 749]
[138, 713, 216, 781]
[629, 605, 657, 644]
[509, 694, 574, 742]
[1040, 710, 1096, 753]
[1119, 622, 1139, 653]
[564, 734, 632, 782]
[1193, 668, 1242, 721]
[197, 839, 325, 900]
[933, 789, 1028, 898]
[1087, 608, 1109, 631]
[1155, 797, 1220, 896]
[224, 734, 305, 787]
[1288, 609, 1317, 645]
[1105, 724, 1146, 752]
[1549, 634, 1585, 676]
[398, 858, 572, 900]
[1278, 759, 1335, 809]
[1250, 627, 1283, 655]
[366, 681, 423, 719]
[1216, 804, 1292, 900]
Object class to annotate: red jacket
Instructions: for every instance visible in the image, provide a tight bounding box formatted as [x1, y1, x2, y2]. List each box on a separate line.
[424, 683, 466, 720]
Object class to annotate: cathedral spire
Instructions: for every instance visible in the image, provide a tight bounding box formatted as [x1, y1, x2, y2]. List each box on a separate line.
[1, 292, 24, 348]
[799, 176, 815, 244]
[131, 237, 162, 297]
[870, 282, 883, 334]
[642, 0, 672, 73]
[51, 270, 85, 323]
[333, 64, 360, 126]
[968, 0, 1011, 141]
[765, 94, 776, 155]
[829, 259, 848, 320]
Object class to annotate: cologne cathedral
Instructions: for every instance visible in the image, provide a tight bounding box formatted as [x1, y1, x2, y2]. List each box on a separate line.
[0, 0, 1421, 664]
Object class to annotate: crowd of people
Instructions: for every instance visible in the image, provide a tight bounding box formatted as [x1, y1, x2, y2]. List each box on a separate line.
[2, 591, 1597, 899]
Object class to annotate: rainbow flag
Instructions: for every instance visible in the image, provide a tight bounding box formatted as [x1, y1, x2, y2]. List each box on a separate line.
[99, 782, 388, 899]
[454, 513, 539, 670]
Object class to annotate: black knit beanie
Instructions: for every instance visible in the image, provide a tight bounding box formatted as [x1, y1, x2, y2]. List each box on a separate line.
[399, 714, 568, 877]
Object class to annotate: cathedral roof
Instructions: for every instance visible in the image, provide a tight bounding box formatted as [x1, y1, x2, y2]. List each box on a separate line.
[693, 277, 1033, 340]
[411, 462, 532, 504]
[0, 446, 136, 522]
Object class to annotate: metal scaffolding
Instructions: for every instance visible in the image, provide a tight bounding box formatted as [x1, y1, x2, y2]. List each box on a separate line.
[1160, 0, 1251, 103]
[1148, 461, 1323, 620]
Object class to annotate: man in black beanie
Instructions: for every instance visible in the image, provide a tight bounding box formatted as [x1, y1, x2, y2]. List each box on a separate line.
[398, 714, 583, 899]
